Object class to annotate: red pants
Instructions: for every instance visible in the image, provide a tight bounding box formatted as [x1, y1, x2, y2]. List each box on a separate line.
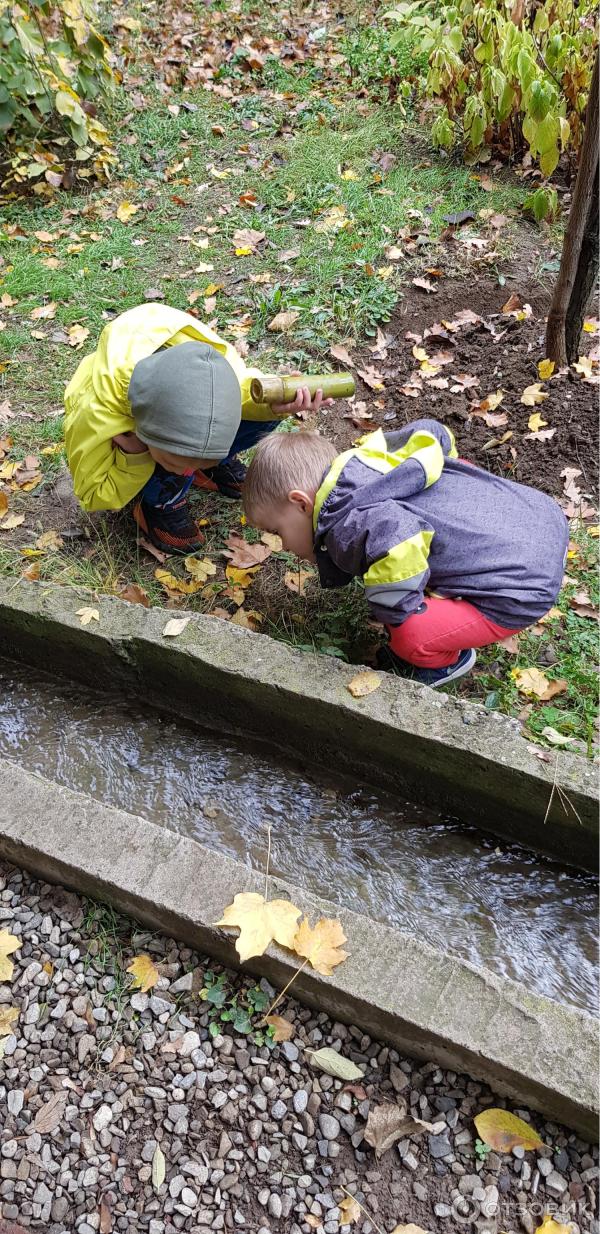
[387, 597, 523, 668]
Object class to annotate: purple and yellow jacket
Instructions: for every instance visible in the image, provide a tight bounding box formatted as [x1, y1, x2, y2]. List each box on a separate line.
[313, 419, 568, 630]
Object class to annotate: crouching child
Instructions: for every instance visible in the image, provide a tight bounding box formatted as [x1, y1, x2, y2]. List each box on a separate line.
[242, 418, 569, 687]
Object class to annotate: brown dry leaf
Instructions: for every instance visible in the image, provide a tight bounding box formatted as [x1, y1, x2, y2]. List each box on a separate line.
[0, 492, 8, 517]
[0, 1005, 19, 1036]
[233, 227, 265, 250]
[0, 513, 25, 531]
[261, 532, 283, 552]
[264, 1014, 295, 1042]
[76, 606, 100, 625]
[267, 311, 299, 333]
[284, 569, 313, 596]
[450, 373, 480, 391]
[347, 670, 381, 698]
[338, 1196, 361, 1225]
[33, 1090, 68, 1134]
[137, 535, 168, 563]
[99, 1200, 113, 1233]
[215, 892, 301, 962]
[22, 562, 40, 582]
[501, 293, 522, 313]
[278, 247, 301, 263]
[385, 244, 404, 260]
[521, 383, 548, 406]
[223, 533, 271, 569]
[364, 1102, 434, 1157]
[163, 616, 191, 638]
[477, 390, 504, 412]
[30, 301, 57, 321]
[292, 916, 348, 976]
[330, 343, 355, 368]
[231, 607, 263, 630]
[474, 1107, 543, 1152]
[391, 1226, 430, 1234]
[305, 1217, 321, 1230]
[525, 427, 556, 442]
[357, 366, 384, 391]
[512, 667, 567, 700]
[412, 277, 437, 293]
[560, 467, 582, 502]
[472, 411, 508, 428]
[117, 583, 150, 607]
[126, 954, 159, 993]
[36, 529, 63, 551]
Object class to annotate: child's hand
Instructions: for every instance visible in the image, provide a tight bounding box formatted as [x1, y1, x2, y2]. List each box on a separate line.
[113, 431, 149, 455]
[272, 383, 335, 417]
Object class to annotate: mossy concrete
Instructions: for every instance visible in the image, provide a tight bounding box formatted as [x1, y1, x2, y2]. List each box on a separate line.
[0, 757, 596, 1139]
[0, 579, 597, 868]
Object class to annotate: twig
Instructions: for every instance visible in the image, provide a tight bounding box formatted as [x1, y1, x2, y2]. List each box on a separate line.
[339, 1187, 387, 1234]
[258, 955, 310, 1024]
[531, 30, 563, 92]
[556, 781, 584, 828]
[542, 755, 559, 827]
[264, 825, 272, 902]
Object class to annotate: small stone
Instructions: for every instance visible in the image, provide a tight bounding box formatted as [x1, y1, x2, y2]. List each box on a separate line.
[7, 1090, 23, 1116]
[537, 1158, 552, 1177]
[52, 1198, 69, 1221]
[281, 1041, 299, 1062]
[293, 1090, 308, 1114]
[271, 1100, 287, 1121]
[318, 1115, 340, 1141]
[413, 1182, 428, 1202]
[93, 1104, 113, 1132]
[434, 1204, 453, 1217]
[429, 1134, 453, 1159]
[268, 1195, 282, 1219]
[181, 1187, 197, 1207]
[545, 1171, 567, 1196]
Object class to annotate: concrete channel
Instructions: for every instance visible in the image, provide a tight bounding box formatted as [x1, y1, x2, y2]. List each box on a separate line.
[0, 579, 597, 1138]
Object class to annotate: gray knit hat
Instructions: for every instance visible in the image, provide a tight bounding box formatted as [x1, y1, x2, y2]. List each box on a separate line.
[128, 341, 242, 459]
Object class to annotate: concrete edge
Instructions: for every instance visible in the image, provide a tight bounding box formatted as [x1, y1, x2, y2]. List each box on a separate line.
[0, 758, 597, 1140]
[0, 579, 597, 869]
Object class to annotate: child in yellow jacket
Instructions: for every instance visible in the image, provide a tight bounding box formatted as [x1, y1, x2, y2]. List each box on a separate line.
[64, 303, 330, 553]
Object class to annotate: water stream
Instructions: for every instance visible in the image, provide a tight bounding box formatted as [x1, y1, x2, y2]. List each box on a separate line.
[0, 660, 596, 1012]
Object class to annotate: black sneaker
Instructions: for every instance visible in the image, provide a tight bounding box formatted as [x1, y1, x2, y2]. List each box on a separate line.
[377, 645, 477, 688]
[193, 457, 246, 499]
[133, 496, 205, 555]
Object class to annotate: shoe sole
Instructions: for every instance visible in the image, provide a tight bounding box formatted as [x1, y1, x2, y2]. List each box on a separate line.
[132, 503, 204, 556]
[430, 647, 477, 687]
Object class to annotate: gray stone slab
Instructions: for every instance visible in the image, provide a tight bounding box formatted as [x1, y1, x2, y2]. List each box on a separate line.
[0, 580, 597, 868]
[0, 757, 596, 1139]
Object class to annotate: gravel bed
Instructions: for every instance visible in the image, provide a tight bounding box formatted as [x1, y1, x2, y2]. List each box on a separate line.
[0, 862, 597, 1234]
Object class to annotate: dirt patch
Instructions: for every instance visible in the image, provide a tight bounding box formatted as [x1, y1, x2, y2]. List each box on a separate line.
[322, 274, 599, 503]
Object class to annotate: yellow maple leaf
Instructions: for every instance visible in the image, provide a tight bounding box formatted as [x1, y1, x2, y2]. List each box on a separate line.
[293, 916, 348, 976]
[338, 1196, 361, 1224]
[215, 892, 301, 962]
[76, 606, 100, 625]
[225, 565, 259, 587]
[0, 1005, 19, 1037]
[235, 246, 253, 256]
[36, 529, 64, 551]
[126, 954, 159, 993]
[521, 383, 548, 406]
[231, 607, 263, 630]
[535, 1217, 572, 1234]
[184, 555, 217, 582]
[340, 168, 359, 180]
[527, 412, 548, 432]
[155, 568, 203, 595]
[511, 666, 567, 700]
[347, 670, 381, 698]
[116, 202, 140, 223]
[0, 929, 20, 981]
[474, 1107, 543, 1152]
[573, 355, 595, 379]
[537, 359, 555, 380]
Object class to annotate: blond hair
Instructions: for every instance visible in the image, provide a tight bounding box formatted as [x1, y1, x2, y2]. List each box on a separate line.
[243, 430, 338, 521]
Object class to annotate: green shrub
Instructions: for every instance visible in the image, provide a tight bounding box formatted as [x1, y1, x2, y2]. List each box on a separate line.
[0, 0, 116, 192]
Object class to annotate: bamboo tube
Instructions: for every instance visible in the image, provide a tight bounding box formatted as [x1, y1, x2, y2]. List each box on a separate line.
[250, 373, 355, 405]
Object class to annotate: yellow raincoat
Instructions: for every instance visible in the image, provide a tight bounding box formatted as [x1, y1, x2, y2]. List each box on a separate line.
[64, 304, 274, 512]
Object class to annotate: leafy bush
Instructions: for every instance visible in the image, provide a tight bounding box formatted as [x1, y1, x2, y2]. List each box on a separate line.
[0, 0, 116, 192]
[385, 0, 597, 184]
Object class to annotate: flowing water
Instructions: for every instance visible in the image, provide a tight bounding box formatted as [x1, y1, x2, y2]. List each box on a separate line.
[0, 660, 596, 1012]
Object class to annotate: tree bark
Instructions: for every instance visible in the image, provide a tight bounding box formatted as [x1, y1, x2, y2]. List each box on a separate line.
[546, 48, 599, 367]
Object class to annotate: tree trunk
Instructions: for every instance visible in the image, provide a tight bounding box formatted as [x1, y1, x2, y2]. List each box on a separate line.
[546, 48, 599, 367]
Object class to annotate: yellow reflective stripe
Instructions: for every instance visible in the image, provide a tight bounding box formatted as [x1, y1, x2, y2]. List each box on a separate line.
[312, 446, 356, 529]
[313, 427, 447, 529]
[364, 530, 433, 585]
[446, 426, 458, 459]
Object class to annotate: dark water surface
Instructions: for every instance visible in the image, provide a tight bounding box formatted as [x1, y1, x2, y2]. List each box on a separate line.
[0, 661, 596, 1012]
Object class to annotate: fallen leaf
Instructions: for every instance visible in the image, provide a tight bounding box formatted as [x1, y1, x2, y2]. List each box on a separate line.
[68, 323, 90, 349]
[573, 355, 594, 379]
[284, 569, 313, 596]
[390, 1226, 429, 1234]
[0, 494, 8, 518]
[521, 383, 548, 406]
[535, 1216, 573, 1234]
[183, 556, 216, 582]
[292, 916, 348, 975]
[137, 535, 168, 563]
[225, 565, 259, 587]
[525, 428, 556, 441]
[498, 634, 520, 654]
[215, 892, 301, 962]
[22, 563, 40, 582]
[231, 607, 263, 630]
[412, 277, 437, 293]
[538, 359, 555, 380]
[117, 583, 150, 607]
[474, 1108, 543, 1152]
[330, 344, 355, 368]
[76, 606, 100, 626]
[385, 245, 404, 260]
[0, 1005, 19, 1036]
[151, 1143, 166, 1191]
[307, 1047, 364, 1081]
[267, 311, 299, 333]
[278, 248, 301, 263]
[347, 670, 381, 698]
[314, 205, 349, 233]
[338, 1196, 361, 1225]
[501, 293, 522, 313]
[233, 227, 265, 251]
[264, 1014, 295, 1042]
[542, 726, 576, 747]
[155, 568, 203, 595]
[99, 1200, 112, 1233]
[223, 533, 271, 568]
[163, 616, 191, 638]
[30, 301, 57, 320]
[512, 667, 567, 701]
[36, 529, 63, 551]
[450, 373, 480, 392]
[357, 366, 384, 391]
[527, 412, 548, 432]
[476, 390, 504, 412]
[126, 954, 159, 993]
[261, 532, 283, 552]
[33, 1090, 68, 1134]
[364, 1102, 435, 1157]
[116, 202, 140, 223]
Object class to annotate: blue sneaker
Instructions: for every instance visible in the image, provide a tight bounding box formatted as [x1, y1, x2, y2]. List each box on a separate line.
[378, 645, 477, 688]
